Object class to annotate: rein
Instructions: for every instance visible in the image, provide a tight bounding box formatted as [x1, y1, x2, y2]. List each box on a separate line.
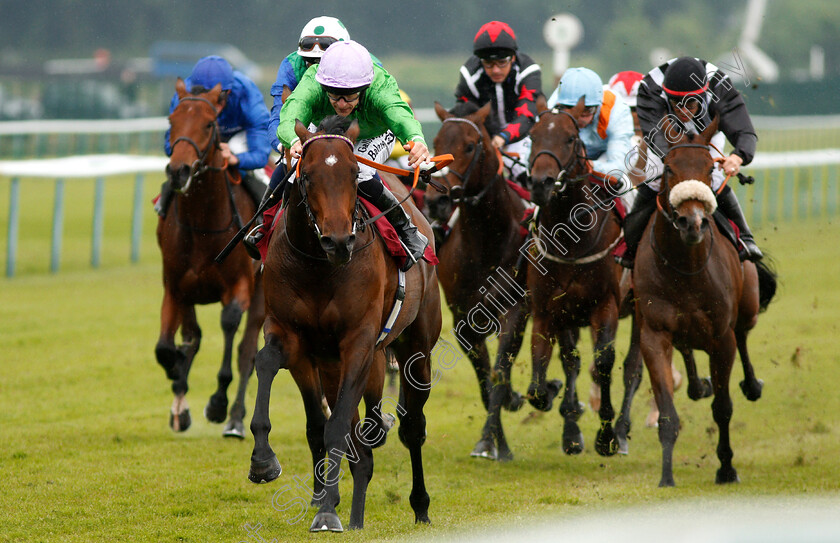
[440, 117, 504, 206]
[169, 94, 244, 235]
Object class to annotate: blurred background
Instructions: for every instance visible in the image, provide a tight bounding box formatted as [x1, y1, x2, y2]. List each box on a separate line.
[1, 0, 838, 124]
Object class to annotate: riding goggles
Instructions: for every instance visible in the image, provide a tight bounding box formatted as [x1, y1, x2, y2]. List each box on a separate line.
[327, 91, 361, 104]
[299, 36, 338, 52]
[480, 56, 513, 69]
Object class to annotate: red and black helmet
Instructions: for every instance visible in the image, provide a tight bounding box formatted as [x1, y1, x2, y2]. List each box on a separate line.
[662, 57, 708, 98]
[473, 21, 518, 60]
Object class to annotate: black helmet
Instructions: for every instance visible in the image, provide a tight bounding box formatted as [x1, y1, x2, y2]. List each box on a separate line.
[473, 21, 517, 60]
[662, 57, 708, 98]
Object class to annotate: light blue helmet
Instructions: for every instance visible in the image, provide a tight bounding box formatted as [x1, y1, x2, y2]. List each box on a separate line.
[556, 67, 603, 107]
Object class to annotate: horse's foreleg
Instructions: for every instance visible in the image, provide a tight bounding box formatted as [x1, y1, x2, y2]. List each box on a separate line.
[346, 409, 374, 530]
[167, 305, 201, 432]
[615, 311, 644, 454]
[248, 327, 287, 485]
[155, 290, 183, 381]
[558, 328, 585, 455]
[682, 348, 713, 401]
[590, 302, 619, 457]
[291, 359, 328, 508]
[310, 333, 375, 533]
[472, 302, 529, 462]
[453, 314, 492, 410]
[205, 300, 244, 425]
[710, 331, 739, 484]
[527, 315, 561, 412]
[640, 323, 678, 487]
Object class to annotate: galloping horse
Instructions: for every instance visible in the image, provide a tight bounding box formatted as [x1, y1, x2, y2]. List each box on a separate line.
[633, 116, 773, 486]
[429, 101, 534, 461]
[525, 99, 630, 456]
[248, 118, 441, 532]
[156, 79, 264, 437]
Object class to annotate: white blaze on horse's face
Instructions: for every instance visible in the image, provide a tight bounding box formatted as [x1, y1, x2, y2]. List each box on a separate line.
[548, 121, 556, 131]
[325, 155, 338, 167]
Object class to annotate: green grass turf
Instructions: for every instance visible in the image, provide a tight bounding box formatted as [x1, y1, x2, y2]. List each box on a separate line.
[1, 186, 839, 540]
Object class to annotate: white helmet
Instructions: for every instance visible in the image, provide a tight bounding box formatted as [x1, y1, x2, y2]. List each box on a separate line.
[298, 16, 350, 60]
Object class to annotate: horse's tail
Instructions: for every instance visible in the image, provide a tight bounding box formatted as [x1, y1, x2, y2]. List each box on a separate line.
[754, 256, 778, 312]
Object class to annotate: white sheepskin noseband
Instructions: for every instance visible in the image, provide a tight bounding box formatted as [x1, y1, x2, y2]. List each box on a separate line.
[669, 180, 717, 214]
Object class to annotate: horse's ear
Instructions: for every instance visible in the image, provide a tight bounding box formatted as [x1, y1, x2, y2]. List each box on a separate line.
[345, 120, 361, 143]
[206, 83, 226, 113]
[661, 115, 688, 147]
[175, 77, 188, 99]
[700, 114, 720, 143]
[434, 101, 451, 121]
[473, 101, 492, 124]
[570, 95, 586, 117]
[281, 85, 292, 103]
[294, 119, 311, 143]
[535, 94, 548, 114]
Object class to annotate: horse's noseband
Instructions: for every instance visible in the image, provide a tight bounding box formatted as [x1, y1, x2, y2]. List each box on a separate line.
[169, 95, 222, 192]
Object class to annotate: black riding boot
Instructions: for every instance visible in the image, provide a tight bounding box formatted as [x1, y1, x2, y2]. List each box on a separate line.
[240, 172, 270, 260]
[716, 185, 763, 261]
[615, 185, 657, 269]
[359, 175, 429, 272]
[155, 180, 174, 218]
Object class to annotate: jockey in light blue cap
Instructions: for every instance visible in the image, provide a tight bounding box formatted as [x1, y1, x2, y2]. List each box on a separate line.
[547, 67, 635, 205]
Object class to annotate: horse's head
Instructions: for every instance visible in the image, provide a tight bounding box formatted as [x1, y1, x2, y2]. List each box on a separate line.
[427, 101, 497, 218]
[662, 115, 720, 246]
[166, 78, 226, 194]
[528, 96, 588, 207]
[294, 116, 361, 266]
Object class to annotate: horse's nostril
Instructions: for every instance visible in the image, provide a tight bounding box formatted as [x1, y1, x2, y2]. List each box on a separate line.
[320, 236, 336, 253]
[701, 217, 710, 229]
[346, 234, 356, 248]
[676, 216, 689, 230]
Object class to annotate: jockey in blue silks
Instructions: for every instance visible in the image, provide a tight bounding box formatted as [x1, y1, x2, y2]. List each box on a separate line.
[547, 67, 636, 209]
[157, 55, 270, 217]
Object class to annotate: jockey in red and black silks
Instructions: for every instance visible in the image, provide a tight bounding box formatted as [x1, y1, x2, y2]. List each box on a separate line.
[454, 21, 543, 185]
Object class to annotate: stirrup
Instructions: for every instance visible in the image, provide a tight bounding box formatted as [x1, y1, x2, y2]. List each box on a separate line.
[243, 225, 264, 261]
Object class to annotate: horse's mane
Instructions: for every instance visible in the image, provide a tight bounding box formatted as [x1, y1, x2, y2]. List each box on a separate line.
[317, 115, 352, 135]
[449, 102, 480, 117]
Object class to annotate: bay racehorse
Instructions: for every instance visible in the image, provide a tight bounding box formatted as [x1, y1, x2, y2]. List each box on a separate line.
[155, 78, 264, 438]
[633, 116, 774, 486]
[524, 99, 631, 456]
[248, 117, 442, 532]
[429, 101, 535, 461]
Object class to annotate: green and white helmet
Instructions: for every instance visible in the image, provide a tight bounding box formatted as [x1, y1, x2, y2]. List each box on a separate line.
[298, 16, 350, 60]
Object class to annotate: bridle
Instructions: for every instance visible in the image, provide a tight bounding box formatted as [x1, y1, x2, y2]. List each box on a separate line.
[651, 143, 716, 275]
[169, 95, 223, 194]
[439, 117, 501, 206]
[529, 108, 589, 194]
[657, 143, 714, 226]
[285, 134, 374, 260]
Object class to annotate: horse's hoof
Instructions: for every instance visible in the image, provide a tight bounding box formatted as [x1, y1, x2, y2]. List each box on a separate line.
[414, 512, 431, 525]
[615, 418, 631, 455]
[715, 466, 740, 484]
[658, 476, 676, 488]
[688, 377, 714, 400]
[497, 447, 514, 463]
[616, 435, 630, 455]
[310, 512, 343, 532]
[470, 438, 498, 461]
[563, 423, 584, 455]
[223, 419, 245, 439]
[527, 379, 562, 412]
[204, 395, 228, 424]
[740, 378, 763, 401]
[595, 423, 618, 457]
[248, 454, 282, 484]
[169, 408, 191, 432]
[503, 390, 525, 412]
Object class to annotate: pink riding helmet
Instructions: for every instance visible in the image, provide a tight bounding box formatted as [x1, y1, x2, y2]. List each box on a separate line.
[315, 40, 374, 89]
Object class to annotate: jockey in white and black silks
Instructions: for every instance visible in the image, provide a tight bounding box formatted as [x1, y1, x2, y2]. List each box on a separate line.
[618, 56, 762, 268]
[455, 21, 542, 185]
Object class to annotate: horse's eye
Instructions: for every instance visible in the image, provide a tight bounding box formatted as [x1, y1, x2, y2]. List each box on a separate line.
[206, 122, 214, 130]
[465, 143, 475, 153]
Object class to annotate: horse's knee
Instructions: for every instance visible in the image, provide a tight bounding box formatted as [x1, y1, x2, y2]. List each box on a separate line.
[398, 413, 427, 448]
[221, 302, 244, 335]
[255, 341, 286, 377]
[155, 341, 183, 380]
